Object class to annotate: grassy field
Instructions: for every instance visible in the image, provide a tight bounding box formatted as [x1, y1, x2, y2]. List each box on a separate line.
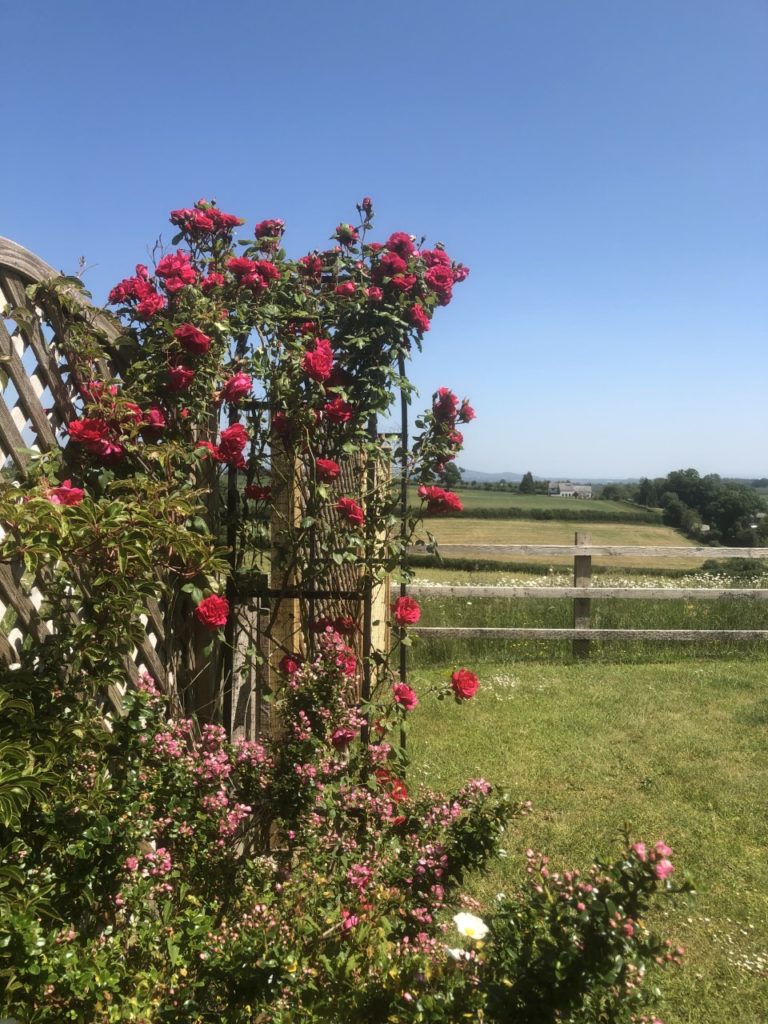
[409, 487, 653, 517]
[415, 516, 702, 569]
[408, 659, 768, 1024]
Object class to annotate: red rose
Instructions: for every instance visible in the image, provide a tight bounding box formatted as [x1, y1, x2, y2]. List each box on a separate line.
[433, 388, 459, 423]
[244, 484, 271, 501]
[135, 290, 166, 319]
[46, 479, 84, 506]
[392, 596, 421, 626]
[336, 496, 364, 528]
[167, 365, 195, 391]
[302, 338, 334, 383]
[366, 286, 383, 301]
[386, 231, 415, 259]
[450, 668, 479, 701]
[68, 417, 110, 446]
[334, 224, 359, 246]
[392, 682, 419, 711]
[408, 303, 431, 333]
[143, 405, 166, 431]
[221, 372, 252, 403]
[299, 254, 323, 280]
[333, 615, 356, 635]
[201, 272, 225, 294]
[279, 653, 303, 675]
[420, 248, 451, 269]
[218, 423, 248, 466]
[418, 485, 463, 514]
[194, 594, 230, 629]
[424, 265, 454, 304]
[315, 457, 340, 482]
[155, 251, 196, 292]
[335, 281, 356, 297]
[227, 256, 279, 292]
[375, 251, 407, 280]
[254, 218, 284, 239]
[174, 324, 211, 356]
[458, 399, 476, 423]
[324, 397, 353, 424]
[388, 274, 417, 293]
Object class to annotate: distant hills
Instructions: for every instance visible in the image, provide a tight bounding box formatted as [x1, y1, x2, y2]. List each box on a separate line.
[460, 469, 640, 485]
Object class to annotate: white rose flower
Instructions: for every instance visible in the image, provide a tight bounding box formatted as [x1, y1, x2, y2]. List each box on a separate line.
[453, 911, 489, 940]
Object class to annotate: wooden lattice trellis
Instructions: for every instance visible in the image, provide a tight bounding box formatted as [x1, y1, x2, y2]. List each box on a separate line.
[0, 238, 173, 711]
[0, 238, 392, 738]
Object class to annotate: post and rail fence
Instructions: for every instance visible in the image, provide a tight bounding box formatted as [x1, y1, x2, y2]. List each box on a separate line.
[408, 532, 768, 657]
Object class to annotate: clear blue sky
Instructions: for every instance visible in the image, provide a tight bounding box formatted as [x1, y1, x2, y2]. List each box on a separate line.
[3, 1, 766, 479]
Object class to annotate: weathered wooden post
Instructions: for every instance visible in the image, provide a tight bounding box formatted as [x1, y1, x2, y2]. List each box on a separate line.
[573, 531, 592, 658]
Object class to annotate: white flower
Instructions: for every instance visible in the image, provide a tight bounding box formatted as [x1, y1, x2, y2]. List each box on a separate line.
[446, 946, 470, 961]
[453, 911, 489, 940]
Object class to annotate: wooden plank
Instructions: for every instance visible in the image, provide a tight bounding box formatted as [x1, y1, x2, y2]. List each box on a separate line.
[408, 585, 768, 601]
[573, 531, 591, 658]
[1, 326, 58, 449]
[411, 626, 768, 641]
[418, 544, 768, 559]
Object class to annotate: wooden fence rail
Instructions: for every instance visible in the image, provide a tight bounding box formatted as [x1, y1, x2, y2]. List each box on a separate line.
[409, 534, 768, 657]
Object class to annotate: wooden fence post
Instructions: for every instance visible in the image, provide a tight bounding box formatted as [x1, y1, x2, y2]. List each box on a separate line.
[573, 531, 592, 658]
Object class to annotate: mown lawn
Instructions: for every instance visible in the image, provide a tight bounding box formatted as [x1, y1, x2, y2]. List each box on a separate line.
[414, 516, 701, 568]
[408, 658, 768, 1024]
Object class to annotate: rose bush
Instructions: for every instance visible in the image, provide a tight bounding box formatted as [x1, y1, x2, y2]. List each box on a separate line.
[0, 197, 689, 1022]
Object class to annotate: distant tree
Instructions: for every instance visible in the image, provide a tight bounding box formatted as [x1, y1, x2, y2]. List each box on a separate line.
[519, 471, 535, 494]
[600, 483, 627, 501]
[636, 478, 659, 508]
[439, 463, 463, 488]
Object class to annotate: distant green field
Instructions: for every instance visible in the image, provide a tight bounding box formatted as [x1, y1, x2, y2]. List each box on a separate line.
[409, 485, 663, 520]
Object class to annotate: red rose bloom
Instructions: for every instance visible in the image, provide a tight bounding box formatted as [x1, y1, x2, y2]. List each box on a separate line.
[254, 218, 284, 239]
[299, 254, 323, 280]
[458, 399, 476, 423]
[143, 405, 167, 431]
[392, 596, 421, 626]
[174, 324, 211, 356]
[46, 479, 85, 506]
[324, 397, 353, 424]
[334, 224, 359, 246]
[279, 653, 303, 675]
[218, 423, 248, 467]
[167, 365, 194, 391]
[194, 594, 230, 629]
[366, 286, 383, 301]
[201, 272, 225, 294]
[302, 338, 334, 383]
[451, 668, 479, 701]
[155, 251, 196, 293]
[389, 274, 417, 293]
[433, 388, 459, 422]
[336, 496, 364, 528]
[245, 484, 271, 501]
[393, 682, 419, 711]
[408, 303, 431, 333]
[375, 251, 407, 280]
[386, 231, 415, 259]
[418, 484, 463, 514]
[424, 265, 454, 305]
[135, 290, 166, 319]
[68, 417, 110, 446]
[335, 281, 356, 297]
[315, 457, 341, 482]
[221, 373, 252, 404]
[420, 248, 452, 268]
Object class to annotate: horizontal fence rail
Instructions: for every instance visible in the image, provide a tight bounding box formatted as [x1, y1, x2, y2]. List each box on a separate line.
[409, 536, 768, 656]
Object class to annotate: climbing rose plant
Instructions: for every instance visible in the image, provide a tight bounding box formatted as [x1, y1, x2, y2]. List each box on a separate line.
[0, 199, 690, 1022]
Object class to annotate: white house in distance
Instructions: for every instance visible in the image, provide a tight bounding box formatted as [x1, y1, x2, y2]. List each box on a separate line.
[548, 481, 593, 499]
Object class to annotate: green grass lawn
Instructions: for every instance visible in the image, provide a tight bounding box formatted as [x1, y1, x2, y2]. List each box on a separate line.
[408, 658, 768, 1023]
[434, 489, 648, 516]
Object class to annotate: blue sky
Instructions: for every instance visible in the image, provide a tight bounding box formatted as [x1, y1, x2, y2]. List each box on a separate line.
[2, 0, 766, 479]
